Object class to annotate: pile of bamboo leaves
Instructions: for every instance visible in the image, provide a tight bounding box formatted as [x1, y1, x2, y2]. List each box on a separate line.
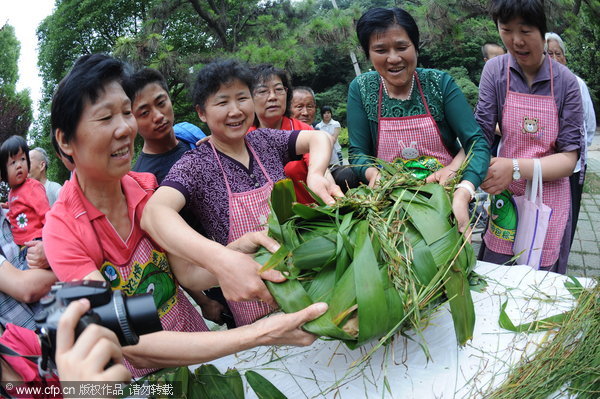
[124, 365, 287, 398]
[256, 161, 476, 348]
[488, 278, 600, 398]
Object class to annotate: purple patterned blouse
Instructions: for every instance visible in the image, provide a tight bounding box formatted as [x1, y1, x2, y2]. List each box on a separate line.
[162, 128, 300, 245]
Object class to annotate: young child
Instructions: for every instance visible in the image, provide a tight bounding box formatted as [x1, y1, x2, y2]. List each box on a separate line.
[0, 136, 50, 261]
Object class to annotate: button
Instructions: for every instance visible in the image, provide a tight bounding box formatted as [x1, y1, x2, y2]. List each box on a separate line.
[250, 174, 255, 178]
[255, 183, 260, 187]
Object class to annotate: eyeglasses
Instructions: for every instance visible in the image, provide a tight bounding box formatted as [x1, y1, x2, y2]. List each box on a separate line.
[254, 86, 287, 98]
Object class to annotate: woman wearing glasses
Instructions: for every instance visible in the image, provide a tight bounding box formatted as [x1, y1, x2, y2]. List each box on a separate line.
[144, 59, 342, 327]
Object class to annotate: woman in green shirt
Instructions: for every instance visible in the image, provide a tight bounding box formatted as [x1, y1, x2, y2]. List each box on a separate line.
[347, 7, 489, 232]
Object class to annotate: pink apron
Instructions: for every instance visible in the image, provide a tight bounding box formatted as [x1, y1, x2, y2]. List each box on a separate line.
[483, 58, 569, 267]
[376, 73, 454, 169]
[98, 236, 208, 377]
[210, 141, 274, 326]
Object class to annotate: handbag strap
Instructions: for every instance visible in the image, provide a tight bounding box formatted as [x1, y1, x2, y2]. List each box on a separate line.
[526, 159, 544, 204]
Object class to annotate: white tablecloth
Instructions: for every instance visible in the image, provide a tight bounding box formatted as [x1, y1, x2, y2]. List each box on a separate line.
[200, 262, 593, 398]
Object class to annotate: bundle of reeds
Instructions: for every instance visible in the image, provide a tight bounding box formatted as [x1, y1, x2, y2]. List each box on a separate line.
[256, 161, 476, 348]
[488, 278, 600, 398]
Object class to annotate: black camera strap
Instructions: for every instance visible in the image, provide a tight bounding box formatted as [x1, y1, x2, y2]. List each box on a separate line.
[0, 343, 43, 399]
[0, 342, 39, 363]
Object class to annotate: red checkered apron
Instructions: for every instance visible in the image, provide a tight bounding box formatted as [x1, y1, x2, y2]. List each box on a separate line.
[98, 236, 208, 378]
[376, 73, 454, 167]
[483, 58, 569, 267]
[210, 141, 274, 326]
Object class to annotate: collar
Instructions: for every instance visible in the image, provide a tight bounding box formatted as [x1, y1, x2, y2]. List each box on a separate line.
[68, 172, 149, 221]
[508, 53, 554, 86]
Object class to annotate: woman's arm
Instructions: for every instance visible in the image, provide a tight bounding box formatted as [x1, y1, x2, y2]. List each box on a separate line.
[441, 72, 490, 188]
[124, 302, 328, 369]
[141, 186, 284, 308]
[296, 130, 343, 204]
[481, 152, 578, 195]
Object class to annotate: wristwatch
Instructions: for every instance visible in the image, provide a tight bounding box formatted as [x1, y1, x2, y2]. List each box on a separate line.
[512, 158, 521, 180]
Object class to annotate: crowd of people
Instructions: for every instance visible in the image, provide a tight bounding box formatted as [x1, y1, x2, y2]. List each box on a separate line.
[0, 0, 595, 394]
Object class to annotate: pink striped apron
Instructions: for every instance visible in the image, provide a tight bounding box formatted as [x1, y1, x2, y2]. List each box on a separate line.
[98, 236, 208, 377]
[376, 72, 454, 170]
[210, 141, 274, 326]
[483, 57, 569, 267]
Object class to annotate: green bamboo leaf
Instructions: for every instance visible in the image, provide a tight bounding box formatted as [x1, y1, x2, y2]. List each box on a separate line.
[292, 203, 335, 220]
[411, 244, 438, 287]
[498, 299, 569, 332]
[224, 368, 244, 399]
[443, 260, 476, 345]
[194, 364, 244, 399]
[270, 179, 296, 223]
[258, 245, 290, 273]
[245, 370, 287, 399]
[291, 234, 337, 270]
[353, 221, 389, 345]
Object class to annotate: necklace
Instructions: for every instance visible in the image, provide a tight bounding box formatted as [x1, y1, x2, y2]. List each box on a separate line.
[381, 75, 415, 101]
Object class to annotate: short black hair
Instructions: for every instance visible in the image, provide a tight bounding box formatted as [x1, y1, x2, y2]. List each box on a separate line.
[192, 59, 254, 112]
[490, 0, 547, 40]
[251, 64, 293, 117]
[356, 7, 420, 59]
[0, 135, 30, 182]
[123, 68, 169, 103]
[320, 105, 333, 117]
[51, 54, 129, 163]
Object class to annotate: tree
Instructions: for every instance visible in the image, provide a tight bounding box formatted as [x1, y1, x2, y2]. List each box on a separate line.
[0, 24, 32, 142]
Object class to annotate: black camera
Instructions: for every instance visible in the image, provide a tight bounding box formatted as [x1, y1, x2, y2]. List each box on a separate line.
[34, 280, 163, 366]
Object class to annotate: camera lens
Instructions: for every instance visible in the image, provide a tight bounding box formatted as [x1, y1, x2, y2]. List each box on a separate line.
[92, 291, 162, 346]
[123, 293, 163, 336]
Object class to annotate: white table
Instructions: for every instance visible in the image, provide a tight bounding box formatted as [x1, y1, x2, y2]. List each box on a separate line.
[202, 262, 593, 398]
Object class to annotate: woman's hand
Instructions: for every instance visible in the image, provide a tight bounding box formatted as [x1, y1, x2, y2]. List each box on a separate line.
[452, 182, 474, 240]
[227, 230, 280, 255]
[481, 157, 513, 195]
[306, 172, 343, 205]
[252, 302, 328, 347]
[425, 166, 457, 185]
[365, 167, 381, 188]
[55, 299, 132, 383]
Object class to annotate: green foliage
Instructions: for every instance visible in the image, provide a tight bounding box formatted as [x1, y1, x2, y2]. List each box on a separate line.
[444, 67, 479, 109]
[315, 83, 349, 125]
[0, 24, 20, 88]
[338, 127, 349, 147]
[29, 0, 600, 183]
[0, 24, 32, 141]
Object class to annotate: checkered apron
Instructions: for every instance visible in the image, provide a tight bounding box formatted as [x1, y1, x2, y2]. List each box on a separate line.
[210, 141, 274, 326]
[97, 236, 208, 378]
[376, 73, 454, 167]
[483, 58, 569, 267]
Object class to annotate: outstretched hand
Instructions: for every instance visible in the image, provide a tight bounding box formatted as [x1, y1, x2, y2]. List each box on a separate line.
[253, 302, 328, 347]
[306, 172, 344, 205]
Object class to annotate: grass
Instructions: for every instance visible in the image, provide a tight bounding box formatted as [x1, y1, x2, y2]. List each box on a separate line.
[584, 172, 600, 194]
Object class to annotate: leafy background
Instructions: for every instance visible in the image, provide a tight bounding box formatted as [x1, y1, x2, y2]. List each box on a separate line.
[1, 0, 598, 185]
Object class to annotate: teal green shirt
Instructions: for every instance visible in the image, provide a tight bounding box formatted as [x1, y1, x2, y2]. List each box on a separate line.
[347, 69, 489, 187]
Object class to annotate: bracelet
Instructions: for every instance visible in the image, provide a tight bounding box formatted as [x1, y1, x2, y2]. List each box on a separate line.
[455, 182, 476, 201]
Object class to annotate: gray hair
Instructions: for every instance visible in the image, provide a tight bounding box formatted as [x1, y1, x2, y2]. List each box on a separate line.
[293, 86, 315, 100]
[31, 147, 49, 171]
[545, 32, 566, 55]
